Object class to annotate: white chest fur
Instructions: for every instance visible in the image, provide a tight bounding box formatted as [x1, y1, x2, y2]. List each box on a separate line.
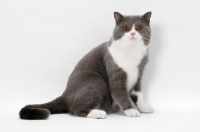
[108, 40, 147, 92]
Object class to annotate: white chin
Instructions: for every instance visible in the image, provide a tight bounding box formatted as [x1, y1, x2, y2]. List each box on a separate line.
[130, 38, 136, 41]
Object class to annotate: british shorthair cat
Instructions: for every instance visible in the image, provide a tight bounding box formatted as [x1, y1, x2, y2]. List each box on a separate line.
[20, 11, 153, 119]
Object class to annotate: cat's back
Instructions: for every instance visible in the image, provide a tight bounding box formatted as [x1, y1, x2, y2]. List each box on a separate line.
[69, 42, 109, 77]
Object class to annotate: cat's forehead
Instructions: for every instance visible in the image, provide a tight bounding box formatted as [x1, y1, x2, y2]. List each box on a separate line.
[119, 16, 148, 26]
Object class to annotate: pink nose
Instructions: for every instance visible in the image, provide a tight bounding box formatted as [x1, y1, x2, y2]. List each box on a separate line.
[131, 32, 136, 36]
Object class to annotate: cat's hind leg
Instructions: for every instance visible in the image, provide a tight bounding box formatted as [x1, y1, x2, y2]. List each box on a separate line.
[69, 73, 108, 119]
[87, 109, 107, 119]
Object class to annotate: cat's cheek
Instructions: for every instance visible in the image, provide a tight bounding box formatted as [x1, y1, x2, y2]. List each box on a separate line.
[134, 33, 142, 41]
[120, 33, 131, 41]
[120, 35, 128, 41]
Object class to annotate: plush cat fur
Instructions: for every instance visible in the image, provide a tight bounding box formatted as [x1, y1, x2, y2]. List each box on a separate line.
[19, 12, 153, 119]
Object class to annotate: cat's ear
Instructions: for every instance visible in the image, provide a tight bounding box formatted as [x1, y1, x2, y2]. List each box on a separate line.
[142, 12, 152, 24]
[114, 12, 124, 25]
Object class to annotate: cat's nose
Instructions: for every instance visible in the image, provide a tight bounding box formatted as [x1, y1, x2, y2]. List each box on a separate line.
[131, 32, 136, 36]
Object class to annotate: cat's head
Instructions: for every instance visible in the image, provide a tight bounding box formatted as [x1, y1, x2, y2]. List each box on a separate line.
[112, 12, 151, 45]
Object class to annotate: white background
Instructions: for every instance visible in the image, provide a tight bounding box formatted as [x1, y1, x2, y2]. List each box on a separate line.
[1, 0, 200, 132]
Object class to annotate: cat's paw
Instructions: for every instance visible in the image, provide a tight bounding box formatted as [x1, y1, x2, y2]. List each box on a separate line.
[87, 109, 107, 119]
[137, 104, 154, 113]
[124, 108, 140, 117]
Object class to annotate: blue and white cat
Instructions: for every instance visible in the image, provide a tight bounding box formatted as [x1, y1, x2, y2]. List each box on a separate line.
[20, 12, 153, 119]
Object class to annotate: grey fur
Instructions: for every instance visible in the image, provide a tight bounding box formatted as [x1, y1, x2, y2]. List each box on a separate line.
[19, 12, 152, 119]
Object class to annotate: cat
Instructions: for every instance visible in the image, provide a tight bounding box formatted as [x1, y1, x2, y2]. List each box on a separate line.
[19, 11, 153, 119]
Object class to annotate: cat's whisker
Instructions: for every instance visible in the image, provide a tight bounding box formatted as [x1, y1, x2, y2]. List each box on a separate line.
[141, 37, 155, 45]
[141, 37, 150, 42]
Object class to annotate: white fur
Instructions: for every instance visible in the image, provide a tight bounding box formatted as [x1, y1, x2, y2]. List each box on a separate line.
[124, 108, 140, 117]
[132, 91, 154, 113]
[87, 109, 107, 119]
[108, 25, 147, 92]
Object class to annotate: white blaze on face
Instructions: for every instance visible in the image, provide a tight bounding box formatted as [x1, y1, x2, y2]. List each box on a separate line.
[120, 25, 142, 41]
[108, 24, 147, 92]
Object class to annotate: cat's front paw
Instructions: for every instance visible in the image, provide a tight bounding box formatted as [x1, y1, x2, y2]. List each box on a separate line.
[137, 104, 154, 113]
[124, 108, 140, 117]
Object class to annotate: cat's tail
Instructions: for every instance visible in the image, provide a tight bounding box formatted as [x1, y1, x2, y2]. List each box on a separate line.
[19, 96, 68, 120]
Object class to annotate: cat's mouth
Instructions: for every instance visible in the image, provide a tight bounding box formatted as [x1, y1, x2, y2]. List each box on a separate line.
[130, 37, 136, 41]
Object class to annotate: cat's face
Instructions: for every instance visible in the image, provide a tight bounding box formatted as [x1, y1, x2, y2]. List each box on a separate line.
[112, 12, 151, 45]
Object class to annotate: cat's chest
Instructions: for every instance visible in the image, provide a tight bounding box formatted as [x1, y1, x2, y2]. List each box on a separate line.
[108, 41, 147, 91]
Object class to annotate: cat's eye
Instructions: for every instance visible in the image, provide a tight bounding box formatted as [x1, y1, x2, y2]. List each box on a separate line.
[136, 25, 143, 31]
[123, 26, 130, 31]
